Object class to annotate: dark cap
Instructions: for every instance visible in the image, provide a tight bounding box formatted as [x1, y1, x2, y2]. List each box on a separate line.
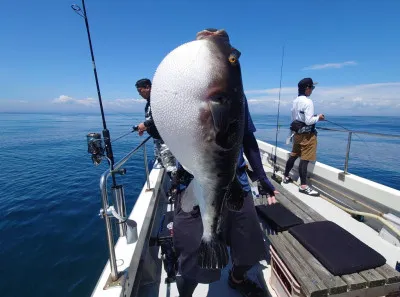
[298, 78, 318, 89]
[135, 78, 151, 88]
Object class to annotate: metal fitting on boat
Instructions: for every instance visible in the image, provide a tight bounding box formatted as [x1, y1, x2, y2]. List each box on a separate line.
[112, 185, 127, 237]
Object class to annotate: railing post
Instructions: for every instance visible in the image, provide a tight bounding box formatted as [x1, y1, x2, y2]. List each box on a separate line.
[143, 143, 152, 191]
[100, 175, 119, 282]
[344, 131, 352, 174]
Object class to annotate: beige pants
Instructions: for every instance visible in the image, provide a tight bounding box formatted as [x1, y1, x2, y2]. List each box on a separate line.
[290, 133, 317, 161]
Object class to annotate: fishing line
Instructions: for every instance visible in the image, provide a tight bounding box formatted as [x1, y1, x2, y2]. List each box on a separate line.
[111, 130, 134, 143]
[320, 119, 374, 168]
[271, 46, 285, 184]
[322, 119, 370, 149]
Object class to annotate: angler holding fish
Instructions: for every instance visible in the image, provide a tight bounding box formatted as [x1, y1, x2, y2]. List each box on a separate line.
[151, 28, 272, 297]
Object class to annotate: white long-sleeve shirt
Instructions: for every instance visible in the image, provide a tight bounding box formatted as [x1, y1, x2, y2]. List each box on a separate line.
[291, 95, 319, 125]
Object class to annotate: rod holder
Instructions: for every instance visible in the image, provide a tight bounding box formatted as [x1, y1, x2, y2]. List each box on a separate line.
[112, 185, 127, 237]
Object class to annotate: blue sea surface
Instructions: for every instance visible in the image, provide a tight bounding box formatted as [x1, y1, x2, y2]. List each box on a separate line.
[0, 112, 399, 297]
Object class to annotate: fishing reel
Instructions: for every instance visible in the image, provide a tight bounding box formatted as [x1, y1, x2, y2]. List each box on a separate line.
[87, 132, 104, 166]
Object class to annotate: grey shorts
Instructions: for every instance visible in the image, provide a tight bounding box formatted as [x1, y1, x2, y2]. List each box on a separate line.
[172, 190, 266, 283]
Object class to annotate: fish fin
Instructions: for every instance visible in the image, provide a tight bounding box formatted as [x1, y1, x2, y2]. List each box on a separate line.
[198, 239, 229, 269]
[225, 176, 245, 211]
[180, 178, 200, 212]
[209, 97, 231, 135]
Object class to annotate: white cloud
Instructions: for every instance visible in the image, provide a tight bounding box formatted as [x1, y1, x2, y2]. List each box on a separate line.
[0, 96, 147, 114]
[245, 82, 400, 116]
[52, 95, 97, 106]
[45, 95, 147, 113]
[303, 61, 357, 70]
[106, 98, 146, 107]
[1, 82, 399, 116]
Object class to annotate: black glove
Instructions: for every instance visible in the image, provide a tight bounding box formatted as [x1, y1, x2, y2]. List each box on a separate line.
[258, 177, 275, 197]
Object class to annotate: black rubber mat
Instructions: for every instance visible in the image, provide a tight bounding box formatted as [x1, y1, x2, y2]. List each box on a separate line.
[256, 203, 304, 232]
[289, 221, 387, 275]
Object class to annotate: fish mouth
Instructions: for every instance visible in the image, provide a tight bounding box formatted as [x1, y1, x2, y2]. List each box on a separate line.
[196, 29, 229, 42]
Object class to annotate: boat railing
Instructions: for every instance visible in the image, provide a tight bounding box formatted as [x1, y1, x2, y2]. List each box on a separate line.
[318, 127, 400, 176]
[99, 136, 152, 282]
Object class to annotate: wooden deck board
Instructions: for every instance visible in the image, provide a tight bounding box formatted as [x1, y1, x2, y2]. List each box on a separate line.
[359, 269, 387, 287]
[282, 231, 348, 294]
[375, 264, 400, 284]
[341, 273, 368, 290]
[267, 173, 326, 222]
[269, 234, 328, 297]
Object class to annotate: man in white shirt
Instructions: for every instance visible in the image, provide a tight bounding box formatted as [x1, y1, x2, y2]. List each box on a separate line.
[283, 78, 325, 196]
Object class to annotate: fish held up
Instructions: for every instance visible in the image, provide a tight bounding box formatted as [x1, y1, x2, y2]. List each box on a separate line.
[151, 28, 246, 269]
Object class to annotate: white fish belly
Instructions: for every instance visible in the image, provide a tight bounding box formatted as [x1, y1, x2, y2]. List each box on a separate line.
[151, 39, 228, 241]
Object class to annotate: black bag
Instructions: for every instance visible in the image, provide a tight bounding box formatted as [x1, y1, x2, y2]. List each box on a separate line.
[290, 120, 306, 132]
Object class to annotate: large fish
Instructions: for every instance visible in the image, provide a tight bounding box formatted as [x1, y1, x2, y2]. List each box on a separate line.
[151, 29, 246, 269]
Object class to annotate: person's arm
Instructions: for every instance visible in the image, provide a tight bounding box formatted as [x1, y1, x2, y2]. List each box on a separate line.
[138, 105, 154, 134]
[144, 117, 154, 128]
[303, 100, 319, 125]
[144, 107, 154, 127]
[242, 132, 275, 195]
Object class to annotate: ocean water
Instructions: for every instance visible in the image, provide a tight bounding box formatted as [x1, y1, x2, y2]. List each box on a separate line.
[0, 112, 399, 297]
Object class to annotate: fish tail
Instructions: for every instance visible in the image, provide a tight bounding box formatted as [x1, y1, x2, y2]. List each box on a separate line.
[198, 203, 228, 269]
[198, 238, 229, 269]
[225, 175, 245, 211]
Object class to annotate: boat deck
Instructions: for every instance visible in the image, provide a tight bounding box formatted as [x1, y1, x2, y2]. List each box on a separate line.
[263, 171, 400, 297]
[143, 162, 400, 297]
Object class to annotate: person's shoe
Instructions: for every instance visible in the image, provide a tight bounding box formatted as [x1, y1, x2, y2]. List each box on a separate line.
[299, 186, 319, 196]
[228, 270, 265, 297]
[283, 176, 293, 184]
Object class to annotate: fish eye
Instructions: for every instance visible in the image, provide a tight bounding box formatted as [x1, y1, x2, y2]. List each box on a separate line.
[229, 56, 237, 64]
[228, 48, 241, 66]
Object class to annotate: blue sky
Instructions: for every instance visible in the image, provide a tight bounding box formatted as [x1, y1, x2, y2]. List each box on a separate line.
[1, 0, 400, 116]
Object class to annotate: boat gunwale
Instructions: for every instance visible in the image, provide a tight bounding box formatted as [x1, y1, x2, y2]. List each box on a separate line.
[120, 168, 167, 297]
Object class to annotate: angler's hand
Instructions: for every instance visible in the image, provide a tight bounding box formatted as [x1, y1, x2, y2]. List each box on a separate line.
[259, 178, 279, 204]
[138, 122, 147, 131]
[137, 123, 147, 136]
[318, 114, 325, 121]
[267, 190, 279, 205]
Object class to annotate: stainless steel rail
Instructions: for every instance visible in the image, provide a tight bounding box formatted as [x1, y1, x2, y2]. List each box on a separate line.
[318, 127, 400, 174]
[99, 136, 152, 281]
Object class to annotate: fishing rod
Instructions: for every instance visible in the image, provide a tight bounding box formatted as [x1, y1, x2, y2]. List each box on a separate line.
[72, 1, 117, 183]
[271, 46, 285, 184]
